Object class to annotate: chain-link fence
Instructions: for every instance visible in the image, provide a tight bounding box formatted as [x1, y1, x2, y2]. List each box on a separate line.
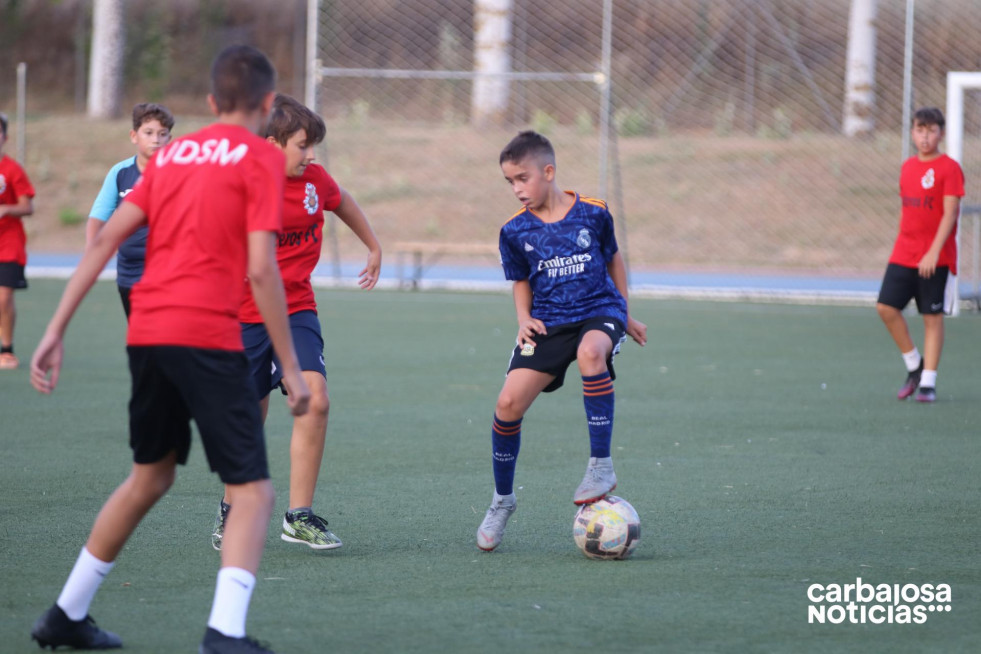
[311, 0, 981, 296]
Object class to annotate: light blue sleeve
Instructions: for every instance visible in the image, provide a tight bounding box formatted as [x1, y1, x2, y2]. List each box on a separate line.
[88, 157, 134, 222]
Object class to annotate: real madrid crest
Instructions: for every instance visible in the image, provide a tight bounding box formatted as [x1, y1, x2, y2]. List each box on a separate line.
[576, 228, 591, 249]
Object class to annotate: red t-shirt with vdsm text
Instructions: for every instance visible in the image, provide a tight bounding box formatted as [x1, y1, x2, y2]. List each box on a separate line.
[124, 123, 285, 350]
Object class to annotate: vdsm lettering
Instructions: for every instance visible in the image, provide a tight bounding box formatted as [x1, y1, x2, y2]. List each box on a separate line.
[157, 139, 249, 167]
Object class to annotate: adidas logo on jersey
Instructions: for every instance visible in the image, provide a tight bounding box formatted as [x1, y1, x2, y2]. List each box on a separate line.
[524, 242, 535, 252]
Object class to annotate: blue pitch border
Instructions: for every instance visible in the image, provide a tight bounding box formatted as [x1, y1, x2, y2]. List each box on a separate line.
[23, 251, 929, 307]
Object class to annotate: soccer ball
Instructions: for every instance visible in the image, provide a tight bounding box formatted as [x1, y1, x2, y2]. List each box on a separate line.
[573, 495, 640, 560]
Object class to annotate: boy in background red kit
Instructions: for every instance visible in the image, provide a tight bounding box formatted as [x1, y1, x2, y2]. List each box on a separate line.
[29, 45, 309, 654]
[0, 111, 36, 370]
[876, 107, 964, 404]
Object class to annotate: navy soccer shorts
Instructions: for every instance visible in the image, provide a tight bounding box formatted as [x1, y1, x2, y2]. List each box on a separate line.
[241, 310, 326, 399]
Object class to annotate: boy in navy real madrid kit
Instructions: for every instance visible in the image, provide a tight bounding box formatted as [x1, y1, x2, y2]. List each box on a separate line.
[477, 131, 647, 552]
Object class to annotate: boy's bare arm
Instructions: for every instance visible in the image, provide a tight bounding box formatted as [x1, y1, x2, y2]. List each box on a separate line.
[85, 218, 105, 248]
[247, 230, 311, 416]
[607, 251, 647, 346]
[31, 202, 146, 394]
[513, 279, 545, 347]
[333, 188, 382, 289]
[918, 195, 961, 278]
[0, 195, 33, 219]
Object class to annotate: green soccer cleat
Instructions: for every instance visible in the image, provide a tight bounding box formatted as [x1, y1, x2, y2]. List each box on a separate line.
[211, 499, 230, 551]
[281, 509, 342, 550]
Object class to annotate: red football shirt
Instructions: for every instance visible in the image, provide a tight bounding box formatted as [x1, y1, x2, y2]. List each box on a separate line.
[0, 154, 36, 266]
[238, 163, 341, 323]
[889, 154, 965, 274]
[124, 123, 285, 350]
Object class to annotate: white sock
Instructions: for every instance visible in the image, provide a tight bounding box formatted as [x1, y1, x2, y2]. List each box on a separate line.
[56, 547, 115, 621]
[493, 491, 516, 506]
[902, 348, 922, 372]
[207, 567, 256, 638]
[921, 370, 937, 388]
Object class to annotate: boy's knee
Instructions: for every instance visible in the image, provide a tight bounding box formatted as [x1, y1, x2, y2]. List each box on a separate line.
[577, 342, 607, 369]
[495, 393, 523, 421]
[310, 390, 330, 418]
[876, 302, 898, 320]
[130, 468, 175, 503]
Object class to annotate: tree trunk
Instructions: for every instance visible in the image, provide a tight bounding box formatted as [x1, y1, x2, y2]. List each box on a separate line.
[87, 0, 125, 119]
[842, 0, 877, 137]
[471, 0, 513, 127]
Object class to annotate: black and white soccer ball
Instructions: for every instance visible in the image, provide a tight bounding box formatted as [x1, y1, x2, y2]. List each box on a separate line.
[572, 495, 640, 560]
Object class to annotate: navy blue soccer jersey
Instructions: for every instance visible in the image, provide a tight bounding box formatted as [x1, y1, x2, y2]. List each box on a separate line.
[499, 192, 627, 328]
[89, 156, 146, 288]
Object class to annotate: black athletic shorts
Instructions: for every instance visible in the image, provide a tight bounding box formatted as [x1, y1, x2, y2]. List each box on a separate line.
[117, 285, 132, 320]
[0, 262, 27, 289]
[127, 345, 268, 484]
[506, 316, 627, 393]
[877, 263, 952, 315]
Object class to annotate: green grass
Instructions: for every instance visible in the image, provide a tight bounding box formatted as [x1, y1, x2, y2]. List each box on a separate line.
[1, 281, 980, 653]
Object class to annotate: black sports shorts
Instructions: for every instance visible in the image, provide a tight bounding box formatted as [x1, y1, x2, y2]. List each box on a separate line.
[506, 316, 627, 393]
[877, 263, 951, 315]
[0, 262, 27, 289]
[127, 345, 268, 484]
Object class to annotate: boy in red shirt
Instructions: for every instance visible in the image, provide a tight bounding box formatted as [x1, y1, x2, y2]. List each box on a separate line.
[29, 46, 309, 654]
[211, 93, 382, 551]
[0, 112, 36, 369]
[876, 107, 965, 403]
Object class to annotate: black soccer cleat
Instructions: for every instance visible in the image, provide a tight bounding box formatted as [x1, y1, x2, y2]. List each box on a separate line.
[915, 386, 936, 403]
[31, 604, 122, 650]
[199, 627, 275, 654]
[897, 360, 923, 400]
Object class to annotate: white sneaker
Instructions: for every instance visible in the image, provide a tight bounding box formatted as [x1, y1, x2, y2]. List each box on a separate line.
[476, 493, 517, 551]
[574, 457, 617, 505]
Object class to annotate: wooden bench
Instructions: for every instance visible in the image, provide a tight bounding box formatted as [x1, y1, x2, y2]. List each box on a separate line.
[393, 241, 499, 289]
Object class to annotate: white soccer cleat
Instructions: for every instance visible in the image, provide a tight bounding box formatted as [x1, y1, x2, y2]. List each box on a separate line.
[573, 457, 617, 505]
[476, 493, 517, 551]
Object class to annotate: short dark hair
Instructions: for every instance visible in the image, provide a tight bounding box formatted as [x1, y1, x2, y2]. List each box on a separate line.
[913, 107, 945, 130]
[0, 112, 7, 137]
[500, 130, 556, 167]
[132, 103, 175, 131]
[210, 45, 276, 114]
[265, 94, 326, 146]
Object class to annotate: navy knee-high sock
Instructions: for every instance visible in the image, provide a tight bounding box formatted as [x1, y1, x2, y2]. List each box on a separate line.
[582, 372, 615, 458]
[491, 415, 522, 496]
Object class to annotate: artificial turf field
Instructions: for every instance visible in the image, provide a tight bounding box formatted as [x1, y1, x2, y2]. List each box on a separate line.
[1, 279, 979, 653]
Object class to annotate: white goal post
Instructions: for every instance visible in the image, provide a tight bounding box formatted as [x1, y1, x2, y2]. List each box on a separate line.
[946, 71, 981, 315]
